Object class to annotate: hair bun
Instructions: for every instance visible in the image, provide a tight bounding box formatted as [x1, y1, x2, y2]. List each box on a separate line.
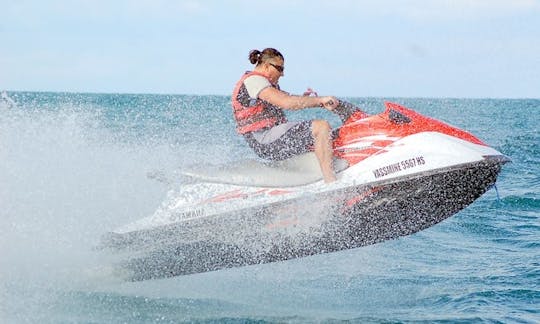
[249, 49, 261, 64]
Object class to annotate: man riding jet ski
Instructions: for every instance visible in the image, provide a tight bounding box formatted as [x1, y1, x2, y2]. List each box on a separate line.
[99, 96, 509, 281]
[232, 48, 363, 183]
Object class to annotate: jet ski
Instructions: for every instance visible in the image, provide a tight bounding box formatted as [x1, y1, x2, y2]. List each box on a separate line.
[99, 101, 509, 281]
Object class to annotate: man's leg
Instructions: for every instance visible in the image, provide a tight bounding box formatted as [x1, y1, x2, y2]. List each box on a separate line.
[312, 120, 336, 183]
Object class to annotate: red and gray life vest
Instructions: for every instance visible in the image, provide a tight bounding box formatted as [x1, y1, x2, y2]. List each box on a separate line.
[231, 71, 286, 134]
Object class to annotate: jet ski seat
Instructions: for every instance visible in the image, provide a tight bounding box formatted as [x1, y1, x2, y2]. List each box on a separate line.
[182, 152, 349, 187]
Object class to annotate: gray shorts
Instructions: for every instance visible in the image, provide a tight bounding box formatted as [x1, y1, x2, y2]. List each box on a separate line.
[243, 121, 314, 161]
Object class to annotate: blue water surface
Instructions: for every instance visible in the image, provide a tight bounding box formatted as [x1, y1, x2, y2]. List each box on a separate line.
[0, 92, 538, 323]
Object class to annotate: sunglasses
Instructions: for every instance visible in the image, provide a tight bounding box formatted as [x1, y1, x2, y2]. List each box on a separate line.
[269, 63, 284, 73]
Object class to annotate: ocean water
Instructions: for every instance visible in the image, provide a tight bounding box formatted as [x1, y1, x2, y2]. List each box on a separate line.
[0, 92, 538, 323]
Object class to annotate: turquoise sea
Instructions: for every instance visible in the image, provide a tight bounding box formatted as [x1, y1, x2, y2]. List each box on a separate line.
[1, 92, 539, 323]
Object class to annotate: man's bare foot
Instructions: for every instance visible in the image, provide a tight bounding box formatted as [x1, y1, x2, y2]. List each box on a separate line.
[324, 174, 337, 183]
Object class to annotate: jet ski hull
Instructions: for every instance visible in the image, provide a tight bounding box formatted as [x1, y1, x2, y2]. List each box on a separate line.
[101, 155, 507, 281]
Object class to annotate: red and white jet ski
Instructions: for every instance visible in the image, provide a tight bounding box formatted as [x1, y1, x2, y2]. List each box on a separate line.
[100, 101, 509, 281]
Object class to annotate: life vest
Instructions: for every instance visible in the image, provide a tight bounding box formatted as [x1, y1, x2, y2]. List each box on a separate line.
[231, 71, 286, 134]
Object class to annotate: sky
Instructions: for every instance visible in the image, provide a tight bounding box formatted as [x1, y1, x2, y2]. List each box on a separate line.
[1, 0, 539, 98]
